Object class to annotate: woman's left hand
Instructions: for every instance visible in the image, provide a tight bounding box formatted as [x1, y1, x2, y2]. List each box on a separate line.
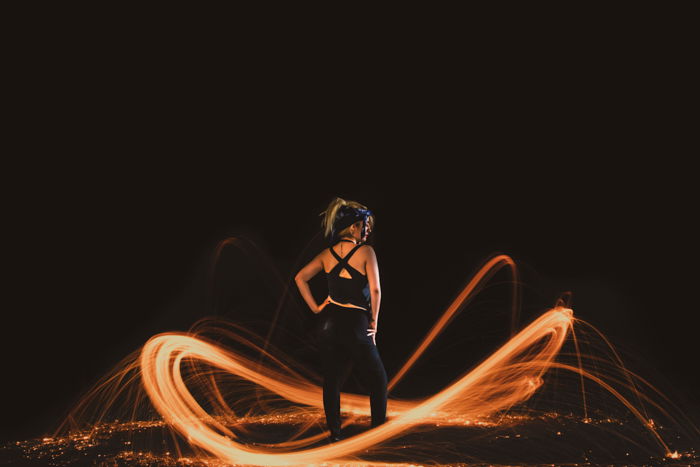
[367, 326, 377, 344]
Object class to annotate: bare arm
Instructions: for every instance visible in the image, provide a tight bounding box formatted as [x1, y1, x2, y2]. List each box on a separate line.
[364, 246, 381, 331]
[294, 252, 327, 314]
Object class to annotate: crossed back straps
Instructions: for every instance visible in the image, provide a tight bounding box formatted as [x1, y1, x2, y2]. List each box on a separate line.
[328, 241, 365, 278]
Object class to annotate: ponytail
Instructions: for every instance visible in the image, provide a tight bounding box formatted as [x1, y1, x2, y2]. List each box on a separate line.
[319, 196, 375, 240]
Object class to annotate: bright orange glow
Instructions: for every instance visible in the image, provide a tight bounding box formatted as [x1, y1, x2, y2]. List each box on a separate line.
[139, 306, 572, 465]
[49, 244, 698, 465]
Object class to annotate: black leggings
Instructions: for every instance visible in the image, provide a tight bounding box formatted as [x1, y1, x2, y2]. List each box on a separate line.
[317, 303, 388, 437]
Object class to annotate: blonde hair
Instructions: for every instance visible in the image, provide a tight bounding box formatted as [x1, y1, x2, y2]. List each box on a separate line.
[319, 196, 375, 239]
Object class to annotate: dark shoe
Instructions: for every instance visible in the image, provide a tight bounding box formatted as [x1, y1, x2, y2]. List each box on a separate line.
[328, 433, 343, 443]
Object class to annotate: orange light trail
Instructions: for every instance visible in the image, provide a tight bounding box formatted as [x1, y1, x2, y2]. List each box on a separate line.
[47, 246, 698, 466]
[133, 255, 677, 465]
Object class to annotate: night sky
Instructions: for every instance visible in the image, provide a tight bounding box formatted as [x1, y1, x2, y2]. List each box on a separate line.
[4, 33, 697, 445]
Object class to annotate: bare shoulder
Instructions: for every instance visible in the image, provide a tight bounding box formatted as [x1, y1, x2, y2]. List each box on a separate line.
[359, 244, 377, 259]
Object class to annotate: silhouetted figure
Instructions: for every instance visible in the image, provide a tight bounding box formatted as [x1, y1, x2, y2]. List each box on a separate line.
[295, 197, 387, 443]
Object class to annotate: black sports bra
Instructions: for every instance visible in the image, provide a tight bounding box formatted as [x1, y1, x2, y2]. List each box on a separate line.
[325, 240, 372, 319]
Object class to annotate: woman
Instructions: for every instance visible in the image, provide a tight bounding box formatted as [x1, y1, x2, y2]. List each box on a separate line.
[294, 197, 388, 443]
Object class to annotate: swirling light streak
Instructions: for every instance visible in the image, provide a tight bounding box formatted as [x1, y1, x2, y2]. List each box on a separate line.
[137, 251, 681, 465]
[44, 245, 696, 466]
[140, 306, 574, 465]
[387, 254, 520, 391]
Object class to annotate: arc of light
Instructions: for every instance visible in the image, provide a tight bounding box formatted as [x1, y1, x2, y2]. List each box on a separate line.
[388, 254, 518, 391]
[140, 304, 573, 465]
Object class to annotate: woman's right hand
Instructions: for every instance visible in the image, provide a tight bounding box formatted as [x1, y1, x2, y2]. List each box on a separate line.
[315, 297, 331, 314]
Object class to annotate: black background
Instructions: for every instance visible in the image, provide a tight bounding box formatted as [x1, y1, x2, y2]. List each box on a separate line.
[3, 18, 698, 444]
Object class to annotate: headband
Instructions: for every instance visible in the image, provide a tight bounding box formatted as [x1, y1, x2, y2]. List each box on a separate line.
[330, 205, 373, 242]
